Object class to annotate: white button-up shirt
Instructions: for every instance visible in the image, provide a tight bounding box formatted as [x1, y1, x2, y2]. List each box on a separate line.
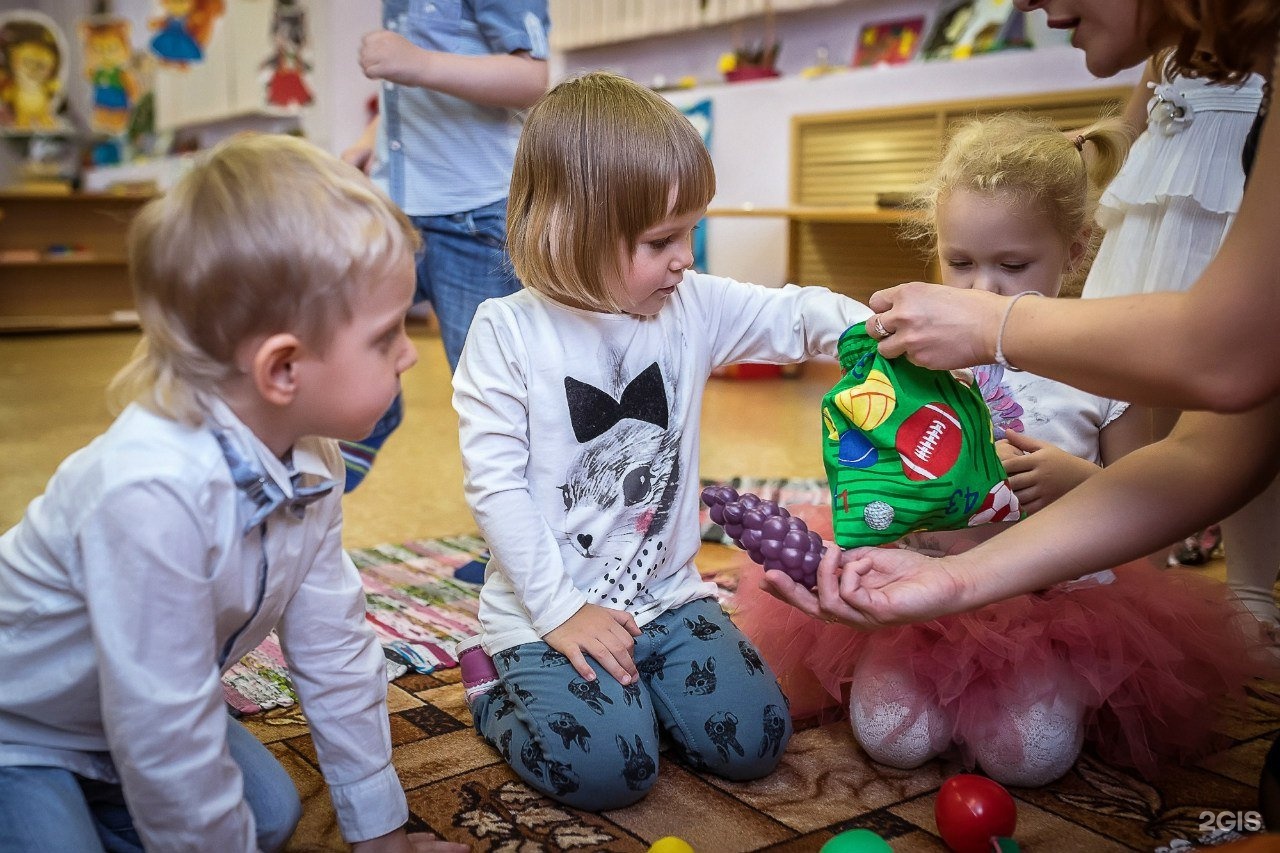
[0, 398, 406, 849]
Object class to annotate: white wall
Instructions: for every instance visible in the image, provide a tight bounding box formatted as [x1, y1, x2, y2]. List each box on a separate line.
[666, 48, 1142, 285]
[555, 0, 1142, 286]
[18, 0, 1140, 286]
[303, 1, 380, 157]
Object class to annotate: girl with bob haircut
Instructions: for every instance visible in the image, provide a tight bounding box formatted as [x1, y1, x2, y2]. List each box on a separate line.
[0, 134, 467, 853]
[451, 72, 869, 811]
[504, 71, 716, 313]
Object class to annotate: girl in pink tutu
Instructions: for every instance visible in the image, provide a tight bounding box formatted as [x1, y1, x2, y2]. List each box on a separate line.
[734, 112, 1275, 787]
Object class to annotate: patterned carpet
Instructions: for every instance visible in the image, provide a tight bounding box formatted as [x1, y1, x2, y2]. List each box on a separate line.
[236, 534, 1280, 852]
[223, 536, 490, 714]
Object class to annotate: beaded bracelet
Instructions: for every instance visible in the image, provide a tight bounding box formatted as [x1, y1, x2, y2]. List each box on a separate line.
[994, 291, 1043, 372]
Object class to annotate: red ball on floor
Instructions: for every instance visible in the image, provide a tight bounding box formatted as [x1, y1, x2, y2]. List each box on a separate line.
[934, 774, 1017, 853]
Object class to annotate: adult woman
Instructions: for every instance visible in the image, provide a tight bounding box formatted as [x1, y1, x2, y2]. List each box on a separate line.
[765, 0, 1280, 628]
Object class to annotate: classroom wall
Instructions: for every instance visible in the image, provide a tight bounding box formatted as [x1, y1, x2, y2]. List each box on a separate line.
[18, 0, 1140, 287]
[555, 0, 1143, 286]
[315, 2, 381, 157]
[669, 49, 1142, 285]
[17, 0, 380, 155]
[555, 0, 944, 87]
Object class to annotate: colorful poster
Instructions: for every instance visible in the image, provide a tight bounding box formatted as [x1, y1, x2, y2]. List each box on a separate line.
[853, 17, 925, 68]
[681, 99, 712, 272]
[80, 16, 139, 136]
[922, 0, 1029, 62]
[149, 0, 226, 68]
[261, 0, 313, 109]
[0, 11, 70, 133]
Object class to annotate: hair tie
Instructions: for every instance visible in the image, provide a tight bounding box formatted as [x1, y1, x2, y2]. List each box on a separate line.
[1073, 134, 1086, 153]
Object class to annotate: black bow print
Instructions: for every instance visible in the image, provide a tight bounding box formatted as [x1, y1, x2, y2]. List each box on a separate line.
[564, 362, 669, 443]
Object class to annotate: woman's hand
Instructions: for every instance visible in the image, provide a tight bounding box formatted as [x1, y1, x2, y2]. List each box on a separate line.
[758, 539, 839, 617]
[832, 547, 972, 627]
[998, 431, 1100, 514]
[868, 283, 1007, 370]
[761, 542, 971, 628]
[543, 604, 642, 685]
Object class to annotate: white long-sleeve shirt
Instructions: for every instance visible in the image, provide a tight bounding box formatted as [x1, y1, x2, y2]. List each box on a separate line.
[0, 398, 406, 850]
[453, 272, 870, 653]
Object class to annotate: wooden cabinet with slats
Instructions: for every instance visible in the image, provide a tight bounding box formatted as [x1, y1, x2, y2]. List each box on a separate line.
[710, 86, 1133, 304]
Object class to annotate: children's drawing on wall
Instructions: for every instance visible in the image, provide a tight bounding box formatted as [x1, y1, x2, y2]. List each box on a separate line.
[922, 0, 1028, 61]
[0, 11, 70, 133]
[124, 52, 159, 156]
[261, 0, 313, 109]
[853, 17, 925, 67]
[149, 0, 225, 68]
[80, 17, 138, 136]
[681, 99, 712, 272]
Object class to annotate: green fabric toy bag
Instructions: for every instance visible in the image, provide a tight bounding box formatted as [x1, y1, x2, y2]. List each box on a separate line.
[822, 321, 1020, 547]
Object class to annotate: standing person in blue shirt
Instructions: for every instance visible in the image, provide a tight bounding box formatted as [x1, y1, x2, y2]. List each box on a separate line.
[340, 0, 551, 491]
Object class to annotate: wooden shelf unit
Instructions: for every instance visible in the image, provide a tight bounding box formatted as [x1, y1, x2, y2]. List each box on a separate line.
[0, 192, 151, 332]
[708, 86, 1133, 304]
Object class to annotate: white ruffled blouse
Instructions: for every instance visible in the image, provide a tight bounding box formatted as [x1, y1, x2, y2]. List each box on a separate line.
[1083, 72, 1265, 298]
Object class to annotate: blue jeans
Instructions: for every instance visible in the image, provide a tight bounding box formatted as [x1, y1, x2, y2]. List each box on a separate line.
[413, 198, 522, 372]
[0, 716, 301, 852]
[471, 598, 793, 811]
[340, 197, 521, 492]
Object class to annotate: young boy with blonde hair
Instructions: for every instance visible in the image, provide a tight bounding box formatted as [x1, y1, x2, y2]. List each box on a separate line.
[0, 134, 464, 853]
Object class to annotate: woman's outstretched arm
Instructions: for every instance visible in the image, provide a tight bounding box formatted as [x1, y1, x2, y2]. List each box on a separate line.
[872, 52, 1280, 412]
[772, 398, 1280, 628]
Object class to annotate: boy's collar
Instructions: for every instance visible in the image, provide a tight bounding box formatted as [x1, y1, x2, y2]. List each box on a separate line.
[201, 395, 331, 491]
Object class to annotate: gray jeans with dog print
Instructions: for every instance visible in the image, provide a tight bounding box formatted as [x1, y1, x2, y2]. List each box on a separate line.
[470, 598, 793, 811]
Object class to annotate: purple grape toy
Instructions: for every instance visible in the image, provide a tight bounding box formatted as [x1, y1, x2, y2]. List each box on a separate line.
[701, 486, 826, 588]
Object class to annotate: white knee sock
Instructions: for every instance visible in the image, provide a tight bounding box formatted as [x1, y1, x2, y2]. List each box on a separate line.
[972, 688, 1085, 788]
[849, 656, 951, 770]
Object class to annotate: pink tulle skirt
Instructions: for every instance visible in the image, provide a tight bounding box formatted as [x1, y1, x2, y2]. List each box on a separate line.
[733, 523, 1276, 779]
